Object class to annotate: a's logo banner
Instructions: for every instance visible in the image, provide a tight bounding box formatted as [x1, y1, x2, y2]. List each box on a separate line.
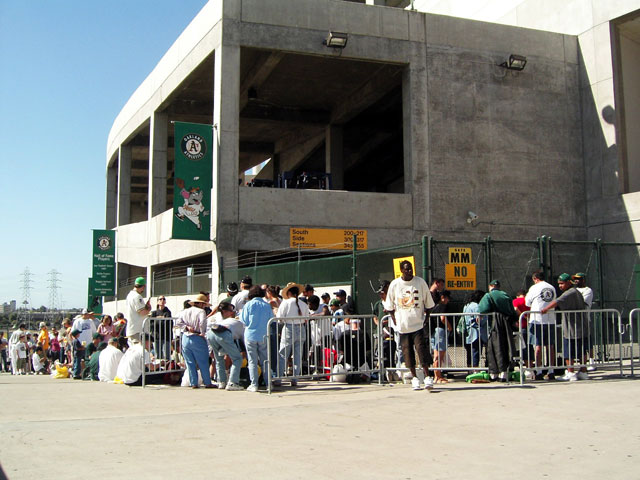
[173, 122, 213, 240]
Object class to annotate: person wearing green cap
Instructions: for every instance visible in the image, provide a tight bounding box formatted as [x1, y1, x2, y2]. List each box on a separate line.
[126, 277, 151, 344]
[541, 273, 588, 381]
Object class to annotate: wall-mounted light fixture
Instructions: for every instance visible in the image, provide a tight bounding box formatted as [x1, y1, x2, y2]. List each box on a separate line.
[467, 211, 479, 224]
[323, 31, 348, 49]
[499, 54, 527, 71]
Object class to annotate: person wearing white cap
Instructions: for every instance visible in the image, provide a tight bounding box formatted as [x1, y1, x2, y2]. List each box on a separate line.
[72, 309, 97, 346]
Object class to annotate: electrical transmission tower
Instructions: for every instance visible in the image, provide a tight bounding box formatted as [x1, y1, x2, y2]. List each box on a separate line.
[19, 267, 34, 328]
[47, 269, 61, 322]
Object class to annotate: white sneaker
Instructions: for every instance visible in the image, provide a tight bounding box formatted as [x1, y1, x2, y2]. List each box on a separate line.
[576, 371, 589, 381]
[559, 372, 576, 381]
[424, 377, 434, 391]
[403, 372, 413, 384]
[411, 376, 421, 390]
[217, 382, 227, 389]
[247, 384, 259, 392]
[524, 370, 535, 380]
[225, 382, 243, 391]
[560, 371, 578, 382]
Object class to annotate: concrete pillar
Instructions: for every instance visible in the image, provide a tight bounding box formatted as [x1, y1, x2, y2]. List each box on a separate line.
[211, 40, 241, 292]
[106, 163, 117, 229]
[325, 125, 344, 190]
[116, 263, 130, 300]
[149, 111, 168, 219]
[402, 55, 429, 230]
[117, 145, 131, 226]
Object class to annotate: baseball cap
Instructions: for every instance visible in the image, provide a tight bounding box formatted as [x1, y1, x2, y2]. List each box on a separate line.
[135, 277, 146, 286]
[572, 272, 586, 279]
[329, 299, 341, 307]
[489, 279, 500, 287]
[227, 282, 239, 294]
[92, 332, 103, 340]
[333, 289, 347, 297]
[558, 273, 571, 282]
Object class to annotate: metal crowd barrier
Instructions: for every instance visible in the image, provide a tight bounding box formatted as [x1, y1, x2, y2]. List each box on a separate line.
[518, 309, 623, 383]
[628, 308, 640, 376]
[266, 314, 381, 394]
[141, 316, 185, 387]
[380, 312, 499, 382]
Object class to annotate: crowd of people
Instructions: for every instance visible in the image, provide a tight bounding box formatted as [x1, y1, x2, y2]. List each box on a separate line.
[1, 268, 597, 391]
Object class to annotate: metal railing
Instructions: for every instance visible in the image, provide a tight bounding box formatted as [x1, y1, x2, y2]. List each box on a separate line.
[518, 309, 623, 382]
[266, 314, 381, 394]
[628, 308, 640, 376]
[141, 316, 185, 387]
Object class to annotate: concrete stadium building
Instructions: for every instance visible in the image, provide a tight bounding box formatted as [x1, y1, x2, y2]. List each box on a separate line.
[104, 0, 640, 306]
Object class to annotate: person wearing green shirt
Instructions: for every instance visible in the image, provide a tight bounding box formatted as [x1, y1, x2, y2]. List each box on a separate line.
[478, 280, 517, 382]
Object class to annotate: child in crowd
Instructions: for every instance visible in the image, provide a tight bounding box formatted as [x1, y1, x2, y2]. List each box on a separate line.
[32, 346, 49, 374]
[71, 329, 85, 379]
[16, 334, 28, 375]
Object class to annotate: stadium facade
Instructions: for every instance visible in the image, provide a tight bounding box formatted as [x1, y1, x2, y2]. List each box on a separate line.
[104, 0, 640, 305]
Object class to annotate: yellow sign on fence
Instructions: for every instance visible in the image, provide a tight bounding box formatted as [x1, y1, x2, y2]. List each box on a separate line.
[445, 263, 477, 290]
[392, 256, 416, 279]
[290, 228, 367, 250]
[448, 247, 472, 264]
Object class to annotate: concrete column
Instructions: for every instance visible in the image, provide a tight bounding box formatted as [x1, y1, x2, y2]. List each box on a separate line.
[116, 263, 130, 300]
[402, 54, 429, 230]
[211, 40, 241, 291]
[117, 145, 131, 227]
[106, 163, 117, 229]
[148, 111, 168, 219]
[325, 125, 344, 190]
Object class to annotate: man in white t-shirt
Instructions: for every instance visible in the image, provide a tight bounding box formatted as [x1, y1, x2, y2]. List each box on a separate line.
[525, 270, 557, 380]
[115, 336, 155, 386]
[383, 260, 436, 391]
[98, 337, 124, 382]
[126, 277, 151, 343]
[71, 309, 97, 346]
[573, 272, 596, 370]
[231, 276, 252, 313]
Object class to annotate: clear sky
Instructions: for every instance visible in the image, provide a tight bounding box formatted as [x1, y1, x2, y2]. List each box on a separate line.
[0, 0, 208, 309]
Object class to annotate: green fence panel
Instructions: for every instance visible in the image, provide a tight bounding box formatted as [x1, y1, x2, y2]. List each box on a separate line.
[490, 239, 543, 296]
[355, 242, 422, 315]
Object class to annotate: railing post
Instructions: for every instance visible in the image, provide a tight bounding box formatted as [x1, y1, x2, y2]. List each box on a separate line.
[352, 234, 358, 310]
[595, 238, 604, 309]
[485, 236, 493, 287]
[421, 235, 428, 282]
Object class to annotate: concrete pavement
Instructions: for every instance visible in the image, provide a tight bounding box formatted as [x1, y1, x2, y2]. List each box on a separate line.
[1, 371, 639, 479]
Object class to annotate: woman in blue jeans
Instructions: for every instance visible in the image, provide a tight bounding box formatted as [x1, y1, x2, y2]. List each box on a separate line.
[206, 302, 244, 391]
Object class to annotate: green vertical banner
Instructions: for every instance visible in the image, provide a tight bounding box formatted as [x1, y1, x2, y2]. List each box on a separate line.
[87, 278, 103, 314]
[172, 121, 213, 240]
[92, 229, 116, 296]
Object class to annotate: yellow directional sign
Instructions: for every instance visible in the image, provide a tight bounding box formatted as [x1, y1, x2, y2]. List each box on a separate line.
[445, 263, 476, 290]
[448, 247, 472, 264]
[290, 228, 367, 250]
[392, 256, 415, 279]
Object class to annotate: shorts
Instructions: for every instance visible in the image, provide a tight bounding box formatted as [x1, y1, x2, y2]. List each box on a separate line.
[430, 327, 448, 351]
[563, 337, 586, 361]
[528, 324, 556, 347]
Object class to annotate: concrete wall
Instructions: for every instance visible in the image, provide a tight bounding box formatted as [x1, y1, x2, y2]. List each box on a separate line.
[410, 0, 640, 243]
[423, 15, 584, 240]
[116, 209, 212, 268]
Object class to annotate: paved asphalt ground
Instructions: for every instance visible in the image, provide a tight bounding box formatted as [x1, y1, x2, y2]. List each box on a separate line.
[1, 370, 639, 480]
